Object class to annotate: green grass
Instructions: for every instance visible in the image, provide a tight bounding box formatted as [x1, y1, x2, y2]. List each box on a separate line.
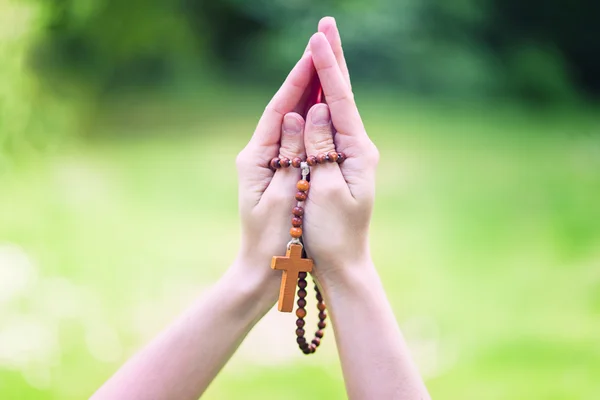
[1, 90, 599, 399]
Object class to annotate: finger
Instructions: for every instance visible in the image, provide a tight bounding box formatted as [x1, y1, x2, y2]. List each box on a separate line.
[303, 103, 349, 191]
[279, 112, 306, 161]
[237, 52, 314, 210]
[249, 51, 314, 151]
[318, 16, 351, 88]
[261, 113, 308, 208]
[309, 32, 364, 140]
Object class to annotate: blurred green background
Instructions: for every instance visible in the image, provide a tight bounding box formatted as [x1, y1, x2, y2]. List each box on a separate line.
[1, 0, 600, 399]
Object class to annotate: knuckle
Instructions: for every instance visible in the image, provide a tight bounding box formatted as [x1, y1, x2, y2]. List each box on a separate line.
[327, 89, 354, 107]
[369, 143, 380, 165]
[309, 132, 335, 153]
[279, 142, 304, 159]
[235, 149, 254, 171]
[235, 150, 248, 169]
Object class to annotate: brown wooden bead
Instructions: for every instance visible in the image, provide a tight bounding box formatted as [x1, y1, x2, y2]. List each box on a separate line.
[316, 293, 323, 302]
[337, 152, 346, 163]
[328, 151, 339, 162]
[279, 157, 291, 168]
[307, 155, 317, 166]
[298, 289, 307, 298]
[318, 321, 326, 329]
[297, 336, 307, 345]
[316, 153, 327, 164]
[296, 319, 305, 328]
[310, 345, 316, 353]
[291, 157, 302, 168]
[297, 298, 307, 308]
[298, 271, 307, 279]
[315, 330, 324, 338]
[292, 207, 304, 217]
[290, 227, 302, 238]
[312, 338, 321, 347]
[298, 280, 307, 289]
[296, 180, 310, 191]
[300, 342, 309, 350]
[317, 302, 326, 311]
[292, 217, 303, 227]
[302, 347, 311, 354]
[295, 191, 307, 201]
[295, 328, 305, 337]
[296, 308, 307, 318]
[318, 311, 327, 320]
[270, 158, 281, 170]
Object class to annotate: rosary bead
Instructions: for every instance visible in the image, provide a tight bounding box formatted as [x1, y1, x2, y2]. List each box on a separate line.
[327, 151, 338, 162]
[337, 152, 346, 163]
[298, 271, 307, 279]
[269, 158, 281, 170]
[292, 206, 304, 217]
[297, 336, 307, 345]
[317, 302, 326, 311]
[316, 292, 323, 302]
[312, 338, 321, 347]
[290, 227, 303, 238]
[315, 330, 324, 338]
[296, 319, 305, 328]
[318, 321, 326, 329]
[302, 347, 311, 354]
[296, 180, 310, 191]
[298, 279, 307, 289]
[279, 157, 291, 168]
[297, 298, 307, 308]
[298, 289, 307, 298]
[316, 153, 327, 164]
[292, 217, 303, 227]
[296, 328, 305, 337]
[291, 157, 302, 168]
[296, 308, 307, 318]
[295, 191, 308, 201]
[300, 342, 310, 350]
[318, 311, 327, 320]
[307, 155, 317, 166]
[310, 345, 316, 353]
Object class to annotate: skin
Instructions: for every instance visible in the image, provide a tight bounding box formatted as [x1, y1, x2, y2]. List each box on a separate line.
[91, 17, 430, 400]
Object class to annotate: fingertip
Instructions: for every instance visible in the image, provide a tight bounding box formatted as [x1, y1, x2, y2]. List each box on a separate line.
[283, 112, 305, 134]
[310, 32, 328, 49]
[318, 16, 336, 32]
[307, 103, 331, 127]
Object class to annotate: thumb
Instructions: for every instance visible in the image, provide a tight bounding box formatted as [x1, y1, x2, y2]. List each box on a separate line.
[304, 103, 335, 157]
[303, 104, 348, 192]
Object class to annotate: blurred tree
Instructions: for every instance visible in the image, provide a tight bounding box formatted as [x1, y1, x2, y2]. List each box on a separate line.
[19, 0, 600, 109]
[0, 0, 78, 169]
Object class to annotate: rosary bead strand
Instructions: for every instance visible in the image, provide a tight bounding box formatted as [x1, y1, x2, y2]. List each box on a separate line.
[269, 152, 345, 355]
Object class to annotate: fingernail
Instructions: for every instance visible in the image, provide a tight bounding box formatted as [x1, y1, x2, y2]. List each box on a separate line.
[312, 104, 330, 126]
[283, 114, 302, 134]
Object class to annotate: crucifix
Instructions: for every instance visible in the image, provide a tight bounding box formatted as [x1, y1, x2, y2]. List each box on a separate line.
[271, 243, 313, 312]
[268, 155, 345, 353]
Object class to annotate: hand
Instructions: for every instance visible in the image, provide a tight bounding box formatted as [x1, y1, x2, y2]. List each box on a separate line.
[301, 19, 380, 281]
[232, 40, 320, 300]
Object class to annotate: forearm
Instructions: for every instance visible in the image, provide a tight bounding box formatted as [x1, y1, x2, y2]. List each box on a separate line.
[316, 264, 430, 400]
[92, 264, 276, 400]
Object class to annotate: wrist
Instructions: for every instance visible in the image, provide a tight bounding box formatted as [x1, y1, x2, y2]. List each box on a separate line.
[226, 257, 279, 315]
[313, 258, 378, 298]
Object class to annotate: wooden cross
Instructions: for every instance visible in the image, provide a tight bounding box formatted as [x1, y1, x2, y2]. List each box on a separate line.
[271, 244, 313, 312]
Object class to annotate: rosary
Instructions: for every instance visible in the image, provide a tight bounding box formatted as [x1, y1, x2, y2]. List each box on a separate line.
[268, 151, 346, 354]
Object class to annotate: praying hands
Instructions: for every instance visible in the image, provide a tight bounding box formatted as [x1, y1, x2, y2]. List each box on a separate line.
[92, 17, 430, 400]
